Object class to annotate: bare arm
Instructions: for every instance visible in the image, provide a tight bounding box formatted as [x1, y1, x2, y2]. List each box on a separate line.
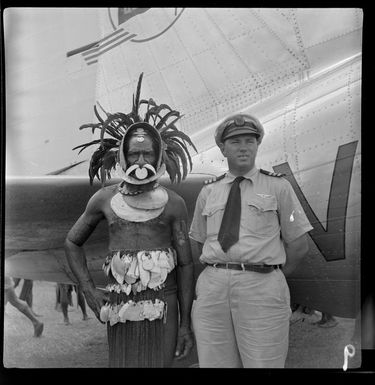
[282, 233, 309, 277]
[171, 199, 195, 359]
[193, 240, 203, 257]
[64, 192, 108, 322]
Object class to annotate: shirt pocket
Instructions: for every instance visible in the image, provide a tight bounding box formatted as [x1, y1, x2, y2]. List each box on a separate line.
[202, 201, 226, 237]
[245, 195, 279, 236]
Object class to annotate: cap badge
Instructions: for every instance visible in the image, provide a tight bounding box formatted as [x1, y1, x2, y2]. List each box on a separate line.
[234, 116, 246, 126]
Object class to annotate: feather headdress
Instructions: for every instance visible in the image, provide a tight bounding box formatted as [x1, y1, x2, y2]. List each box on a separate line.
[73, 73, 197, 186]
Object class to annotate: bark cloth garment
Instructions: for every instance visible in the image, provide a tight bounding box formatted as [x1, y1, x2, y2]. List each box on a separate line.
[55, 284, 74, 309]
[101, 246, 178, 367]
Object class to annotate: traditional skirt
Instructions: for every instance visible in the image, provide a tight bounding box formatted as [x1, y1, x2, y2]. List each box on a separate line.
[101, 248, 177, 367]
[18, 279, 33, 307]
[55, 283, 73, 308]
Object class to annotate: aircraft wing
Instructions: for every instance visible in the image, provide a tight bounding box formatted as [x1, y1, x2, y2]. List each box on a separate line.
[4, 174, 213, 286]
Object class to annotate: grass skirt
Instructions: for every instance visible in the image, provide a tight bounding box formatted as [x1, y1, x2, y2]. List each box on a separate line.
[106, 287, 166, 367]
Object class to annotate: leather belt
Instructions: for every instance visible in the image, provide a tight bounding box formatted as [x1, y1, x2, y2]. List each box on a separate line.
[206, 263, 282, 274]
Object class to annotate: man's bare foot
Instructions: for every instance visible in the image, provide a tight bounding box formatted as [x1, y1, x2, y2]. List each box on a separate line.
[316, 318, 338, 328]
[34, 322, 44, 337]
[290, 305, 304, 324]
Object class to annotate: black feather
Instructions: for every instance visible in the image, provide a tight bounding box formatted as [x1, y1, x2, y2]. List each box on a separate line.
[79, 123, 102, 134]
[96, 101, 110, 119]
[156, 110, 180, 131]
[166, 137, 193, 171]
[164, 151, 180, 183]
[73, 138, 118, 153]
[94, 105, 105, 123]
[166, 142, 188, 179]
[142, 102, 170, 124]
[102, 150, 118, 174]
[165, 151, 183, 183]
[159, 115, 185, 134]
[132, 72, 143, 119]
[162, 130, 197, 152]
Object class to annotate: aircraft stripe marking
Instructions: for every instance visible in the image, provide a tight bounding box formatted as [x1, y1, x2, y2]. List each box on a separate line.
[83, 30, 130, 60]
[81, 28, 126, 56]
[83, 33, 137, 64]
[68, 28, 125, 58]
[273, 141, 358, 262]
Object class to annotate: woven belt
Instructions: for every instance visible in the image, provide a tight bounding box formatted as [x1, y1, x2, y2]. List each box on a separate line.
[206, 263, 281, 274]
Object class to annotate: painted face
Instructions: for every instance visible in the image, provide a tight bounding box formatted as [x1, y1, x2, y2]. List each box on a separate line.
[124, 135, 158, 180]
[219, 134, 258, 174]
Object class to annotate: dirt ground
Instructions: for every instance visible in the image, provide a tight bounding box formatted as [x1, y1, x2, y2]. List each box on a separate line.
[2, 280, 361, 369]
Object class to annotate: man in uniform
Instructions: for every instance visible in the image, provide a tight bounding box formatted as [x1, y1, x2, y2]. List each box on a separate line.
[64, 74, 195, 367]
[189, 113, 313, 368]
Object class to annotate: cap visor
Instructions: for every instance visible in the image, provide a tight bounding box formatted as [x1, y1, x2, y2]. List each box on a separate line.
[223, 127, 259, 140]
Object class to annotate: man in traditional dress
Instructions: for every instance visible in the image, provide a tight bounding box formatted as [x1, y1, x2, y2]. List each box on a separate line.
[4, 276, 44, 337]
[13, 278, 41, 317]
[64, 73, 195, 367]
[13, 279, 33, 308]
[55, 283, 89, 325]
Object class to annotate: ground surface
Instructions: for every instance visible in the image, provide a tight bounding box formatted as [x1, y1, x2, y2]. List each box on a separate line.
[2, 280, 361, 369]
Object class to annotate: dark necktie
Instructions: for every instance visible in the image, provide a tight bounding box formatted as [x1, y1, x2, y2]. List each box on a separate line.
[218, 176, 245, 252]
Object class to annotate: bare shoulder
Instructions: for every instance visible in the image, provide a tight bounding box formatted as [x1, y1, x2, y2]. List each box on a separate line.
[85, 184, 118, 212]
[164, 187, 187, 216]
[165, 187, 185, 206]
[92, 184, 118, 199]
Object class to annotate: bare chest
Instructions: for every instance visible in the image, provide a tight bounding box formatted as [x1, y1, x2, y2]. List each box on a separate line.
[103, 192, 173, 251]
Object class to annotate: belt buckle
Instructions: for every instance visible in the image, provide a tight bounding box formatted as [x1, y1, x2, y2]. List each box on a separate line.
[213, 263, 218, 268]
[240, 263, 245, 271]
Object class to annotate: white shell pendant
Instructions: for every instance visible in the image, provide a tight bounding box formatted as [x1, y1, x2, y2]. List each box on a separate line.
[111, 252, 126, 284]
[142, 253, 154, 271]
[135, 167, 148, 180]
[110, 193, 164, 222]
[124, 187, 169, 210]
[100, 304, 110, 323]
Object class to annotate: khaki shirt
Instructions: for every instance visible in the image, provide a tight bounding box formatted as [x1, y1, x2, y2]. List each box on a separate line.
[189, 167, 313, 265]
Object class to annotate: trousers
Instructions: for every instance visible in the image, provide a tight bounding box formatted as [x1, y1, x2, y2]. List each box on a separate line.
[192, 265, 292, 368]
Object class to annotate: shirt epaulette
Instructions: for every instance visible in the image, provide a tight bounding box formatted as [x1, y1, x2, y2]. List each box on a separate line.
[203, 173, 226, 185]
[259, 169, 285, 177]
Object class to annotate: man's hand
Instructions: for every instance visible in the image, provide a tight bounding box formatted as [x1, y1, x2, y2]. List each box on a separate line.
[283, 234, 309, 277]
[81, 286, 109, 323]
[174, 325, 194, 360]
